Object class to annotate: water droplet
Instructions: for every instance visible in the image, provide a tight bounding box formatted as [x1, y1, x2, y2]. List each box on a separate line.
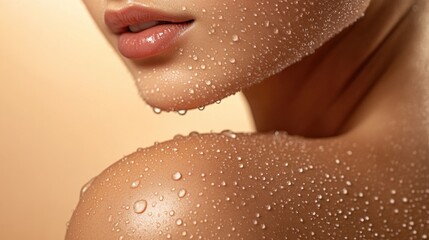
[221, 130, 237, 139]
[178, 110, 187, 115]
[229, 58, 236, 64]
[232, 34, 239, 42]
[176, 218, 183, 226]
[153, 107, 162, 114]
[172, 172, 182, 181]
[178, 189, 187, 198]
[264, 20, 270, 27]
[133, 200, 147, 214]
[80, 177, 95, 197]
[131, 180, 140, 188]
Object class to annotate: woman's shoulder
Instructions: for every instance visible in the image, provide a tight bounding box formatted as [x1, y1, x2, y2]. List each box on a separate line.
[66, 132, 429, 239]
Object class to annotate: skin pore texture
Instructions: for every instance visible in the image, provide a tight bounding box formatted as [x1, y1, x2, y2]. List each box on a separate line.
[66, 0, 429, 239]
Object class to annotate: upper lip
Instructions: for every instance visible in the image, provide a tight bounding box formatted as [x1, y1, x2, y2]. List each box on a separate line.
[104, 5, 194, 34]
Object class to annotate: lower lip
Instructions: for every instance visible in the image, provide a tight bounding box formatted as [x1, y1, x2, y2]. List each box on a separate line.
[118, 22, 193, 59]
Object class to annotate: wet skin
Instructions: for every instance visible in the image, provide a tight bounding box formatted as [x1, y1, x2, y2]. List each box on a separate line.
[66, 0, 429, 239]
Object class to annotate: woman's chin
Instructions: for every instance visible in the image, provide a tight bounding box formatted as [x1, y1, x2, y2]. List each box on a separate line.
[137, 77, 240, 112]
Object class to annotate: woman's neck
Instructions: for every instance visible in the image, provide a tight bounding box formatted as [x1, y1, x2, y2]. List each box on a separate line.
[243, 0, 425, 138]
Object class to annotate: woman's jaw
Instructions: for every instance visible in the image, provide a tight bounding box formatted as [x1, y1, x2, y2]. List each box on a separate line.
[84, 0, 371, 112]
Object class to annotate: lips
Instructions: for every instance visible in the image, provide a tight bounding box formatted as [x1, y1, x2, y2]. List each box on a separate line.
[105, 5, 194, 59]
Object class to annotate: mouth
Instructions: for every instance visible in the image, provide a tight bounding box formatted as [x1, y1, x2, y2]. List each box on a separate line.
[105, 5, 194, 59]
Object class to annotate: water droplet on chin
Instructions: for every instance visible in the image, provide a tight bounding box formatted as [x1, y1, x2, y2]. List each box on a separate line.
[153, 107, 162, 114]
[177, 110, 187, 115]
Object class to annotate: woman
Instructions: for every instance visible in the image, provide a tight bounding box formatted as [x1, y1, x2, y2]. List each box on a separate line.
[66, 0, 429, 239]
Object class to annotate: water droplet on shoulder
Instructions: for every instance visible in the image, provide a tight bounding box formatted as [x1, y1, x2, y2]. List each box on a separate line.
[80, 177, 95, 198]
[172, 172, 182, 181]
[133, 200, 147, 214]
[178, 189, 187, 198]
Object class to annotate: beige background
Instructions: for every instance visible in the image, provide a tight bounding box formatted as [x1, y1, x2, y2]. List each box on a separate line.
[0, 1, 253, 239]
